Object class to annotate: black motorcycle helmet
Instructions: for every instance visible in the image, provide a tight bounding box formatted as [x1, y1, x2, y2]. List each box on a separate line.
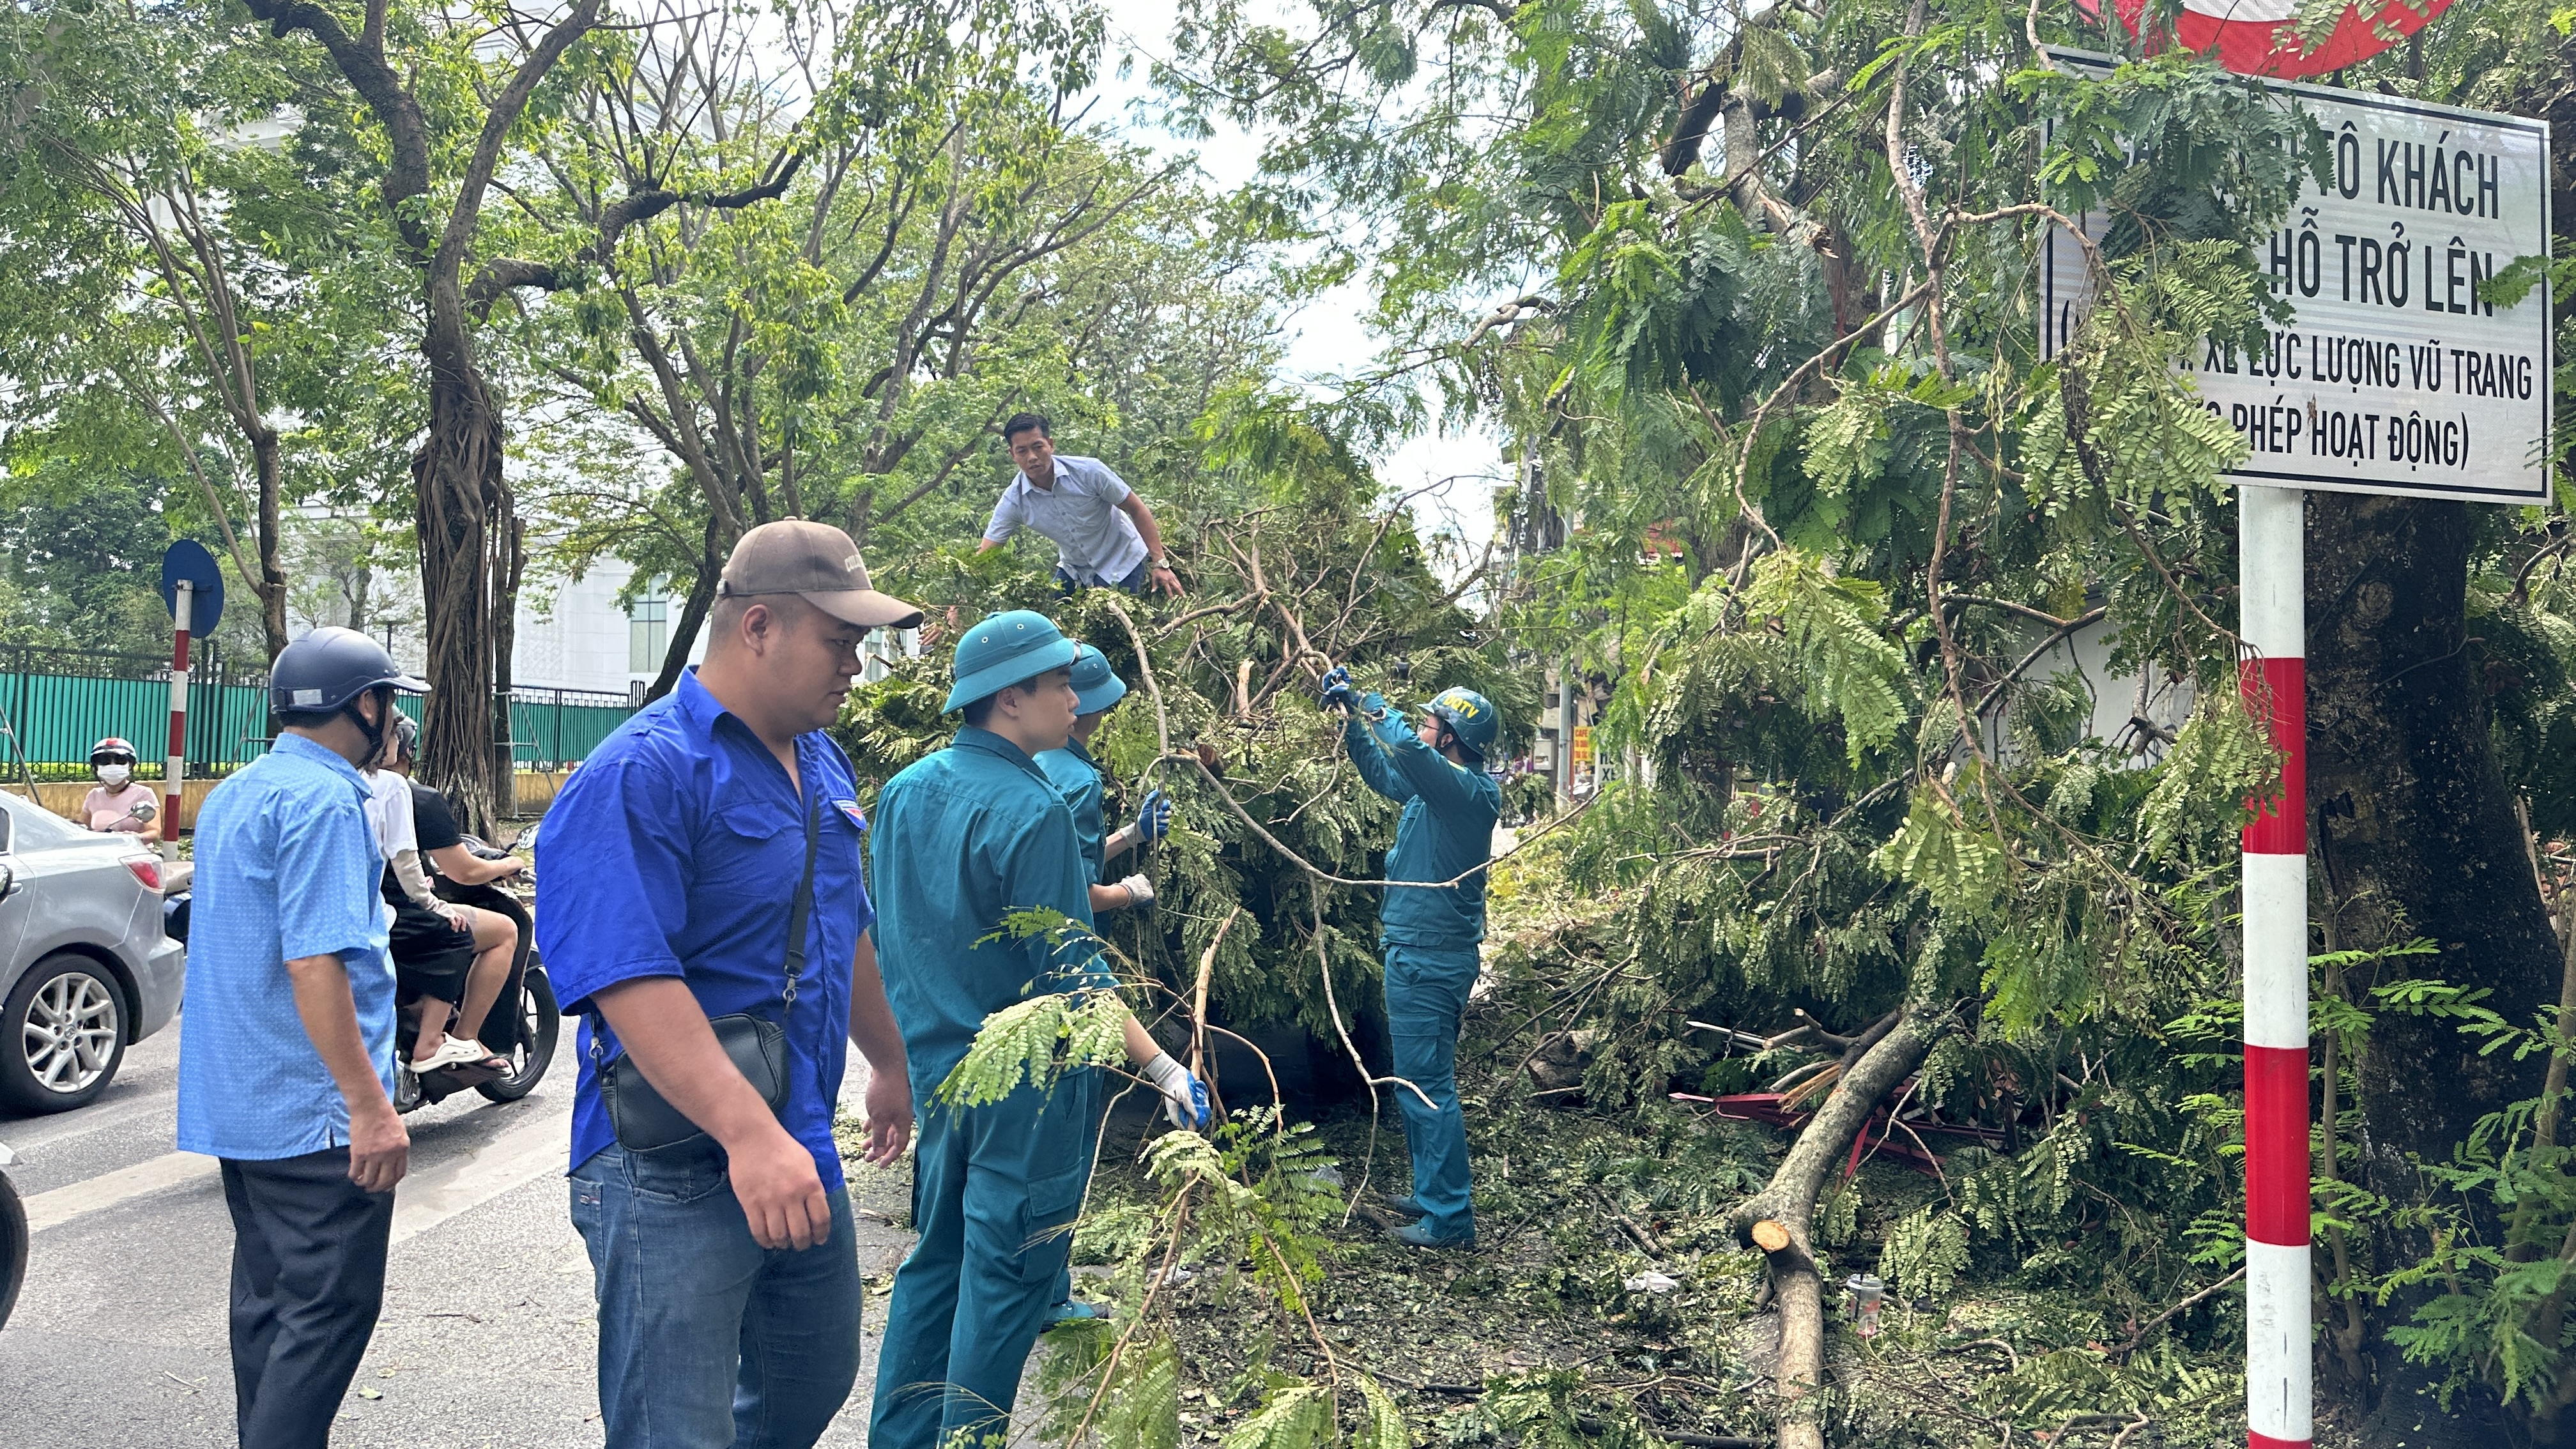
[270, 627, 427, 756]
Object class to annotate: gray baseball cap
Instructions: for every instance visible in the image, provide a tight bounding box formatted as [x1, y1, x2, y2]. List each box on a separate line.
[717, 520, 923, 629]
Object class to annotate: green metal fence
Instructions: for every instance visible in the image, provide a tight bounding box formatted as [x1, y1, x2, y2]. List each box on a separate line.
[0, 644, 634, 781]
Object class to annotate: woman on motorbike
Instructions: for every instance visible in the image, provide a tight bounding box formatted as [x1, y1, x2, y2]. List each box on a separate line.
[366, 716, 516, 1073]
[79, 737, 160, 843]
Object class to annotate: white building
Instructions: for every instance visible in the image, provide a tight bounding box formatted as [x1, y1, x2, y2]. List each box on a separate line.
[282, 510, 702, 701]
[512, 560, 702, 701]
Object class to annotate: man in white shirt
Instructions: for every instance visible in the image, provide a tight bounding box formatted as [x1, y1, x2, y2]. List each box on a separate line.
[977, 413, 1184, 596]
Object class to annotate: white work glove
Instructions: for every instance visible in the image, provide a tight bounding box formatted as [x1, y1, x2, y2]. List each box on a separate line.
[1116, 873, 1154, 908]
[1143, 1052, 1211, 1130]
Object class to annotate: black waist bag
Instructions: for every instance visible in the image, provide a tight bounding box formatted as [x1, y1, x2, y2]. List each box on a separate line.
[595, 790, 818, 1154]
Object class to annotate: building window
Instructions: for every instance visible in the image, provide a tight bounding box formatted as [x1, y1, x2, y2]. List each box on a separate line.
[629, 576, 670, 672]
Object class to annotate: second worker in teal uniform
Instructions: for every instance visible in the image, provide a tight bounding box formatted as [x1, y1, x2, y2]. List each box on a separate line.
[1031, 643, 1174, 1325]
[1038, 644, 1172, 918]
[870, 611, 1211, 1448]
[1321, 665, 1502, 1250]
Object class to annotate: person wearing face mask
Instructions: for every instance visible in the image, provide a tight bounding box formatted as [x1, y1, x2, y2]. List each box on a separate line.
[82, 737, 161, 843]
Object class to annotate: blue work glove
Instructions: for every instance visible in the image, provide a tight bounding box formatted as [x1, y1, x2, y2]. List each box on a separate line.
[1144, 1052, 1211, 1130]
[1134, 788, 1172, 843]
[1319, 664, 1359, 713]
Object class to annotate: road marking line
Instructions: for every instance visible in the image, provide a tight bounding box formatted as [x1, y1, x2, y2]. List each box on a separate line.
[24, 1150, 220, 1232]
[389, 1105, 570, 1247]
[3, 1087, 171, 1153]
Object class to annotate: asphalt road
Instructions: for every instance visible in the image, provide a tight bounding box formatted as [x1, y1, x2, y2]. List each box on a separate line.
[0, 1031, 922, 1448]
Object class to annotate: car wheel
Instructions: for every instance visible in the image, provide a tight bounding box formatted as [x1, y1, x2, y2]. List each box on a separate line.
[477, 970, 560, 1104]
[0, 955, 127, 1114]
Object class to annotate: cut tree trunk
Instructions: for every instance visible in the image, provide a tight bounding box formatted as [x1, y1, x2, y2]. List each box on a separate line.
[1728, 1001, 1951, 1449]
[2304, 491, 2560, 1441]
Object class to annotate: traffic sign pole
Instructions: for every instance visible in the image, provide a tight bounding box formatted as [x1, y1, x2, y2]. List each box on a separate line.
[2239, 484, 2310, 1449]
[164, 580, 191, 866]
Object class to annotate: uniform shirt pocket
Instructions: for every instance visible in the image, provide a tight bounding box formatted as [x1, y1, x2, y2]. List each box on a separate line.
[700, 802, 797, 891]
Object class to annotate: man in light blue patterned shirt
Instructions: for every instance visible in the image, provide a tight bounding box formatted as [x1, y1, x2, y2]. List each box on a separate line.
[977, 412, 1185, 595]
[178, 626, 424, 1449]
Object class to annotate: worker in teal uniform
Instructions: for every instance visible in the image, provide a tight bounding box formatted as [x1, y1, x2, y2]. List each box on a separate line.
[870, 611, 1211, 1448]
[1039, 645, 1173, 917]
[1320, 665, 1502, 1250]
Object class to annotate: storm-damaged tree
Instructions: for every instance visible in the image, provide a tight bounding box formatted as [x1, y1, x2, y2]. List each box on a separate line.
[1161, 0, 2576, 1439]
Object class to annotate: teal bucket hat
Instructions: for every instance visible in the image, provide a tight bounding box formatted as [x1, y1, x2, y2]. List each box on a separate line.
[1070, 645, 1129, 716]
[944, 610, 1084, 713]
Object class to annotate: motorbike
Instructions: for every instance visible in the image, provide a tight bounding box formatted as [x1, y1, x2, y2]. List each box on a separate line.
[395, 838, 558, 1113]
[149, 824, 556, 1112]
[0, 1139, 24, 1332]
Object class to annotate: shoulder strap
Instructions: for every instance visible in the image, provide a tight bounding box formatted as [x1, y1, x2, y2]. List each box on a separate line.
[780, 783, 820, 1016]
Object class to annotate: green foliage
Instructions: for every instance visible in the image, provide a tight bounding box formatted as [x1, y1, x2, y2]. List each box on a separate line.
[933, 985, 1133, 1111]
[1221, 1384, 1332, 1449]
[1880, 1206, 1971, 1301]
[2136, 693, 2273, 865]
[1745, 551, 1912, 765]
[1352, 1377, 1413, 1449]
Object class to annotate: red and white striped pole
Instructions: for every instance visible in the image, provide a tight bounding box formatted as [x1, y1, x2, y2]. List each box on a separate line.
[163, 579, 192, 866]
[2239, 483, 2309, 1448]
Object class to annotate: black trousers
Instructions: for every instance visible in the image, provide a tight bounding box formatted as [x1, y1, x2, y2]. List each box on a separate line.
[220, 1150, 395, 1449]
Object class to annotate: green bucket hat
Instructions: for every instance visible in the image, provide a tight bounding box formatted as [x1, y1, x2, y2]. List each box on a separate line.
[944, 610, 1083, 714]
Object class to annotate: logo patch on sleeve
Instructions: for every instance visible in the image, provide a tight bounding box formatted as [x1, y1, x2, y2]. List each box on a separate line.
[835, 798, 866, 829]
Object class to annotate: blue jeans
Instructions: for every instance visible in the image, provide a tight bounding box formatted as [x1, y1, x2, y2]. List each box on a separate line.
[1053, 560, 1152, 595]
[1385, 942, 1480, 1242]
[570, 1145, 862, 1448]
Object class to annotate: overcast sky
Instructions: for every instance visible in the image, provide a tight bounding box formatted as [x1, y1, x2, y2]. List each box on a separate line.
[1079, 0, 1508, 562]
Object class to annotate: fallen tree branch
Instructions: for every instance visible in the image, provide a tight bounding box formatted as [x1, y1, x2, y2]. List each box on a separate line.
[1731, 1000, 1956, 1449]
[1188, 905, 1245, 1112]
[2109, 1266, 2244, 1357]
[1376, 1377, 1758, 1448]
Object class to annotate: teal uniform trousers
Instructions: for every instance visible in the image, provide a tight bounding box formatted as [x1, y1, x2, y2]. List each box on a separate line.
[873, 1072, 1101, 1445]
[1034, 736, 1116, 1312]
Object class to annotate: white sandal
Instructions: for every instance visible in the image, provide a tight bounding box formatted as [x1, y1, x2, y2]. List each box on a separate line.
[413, 1035, 493, 1072]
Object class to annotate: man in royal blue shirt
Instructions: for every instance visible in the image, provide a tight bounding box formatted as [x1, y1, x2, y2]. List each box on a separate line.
[537, 521, 919, 1449]
[178, 626, 424, 1449]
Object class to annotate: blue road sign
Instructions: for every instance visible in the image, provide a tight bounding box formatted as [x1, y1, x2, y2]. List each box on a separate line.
[159, 540, 226, 634]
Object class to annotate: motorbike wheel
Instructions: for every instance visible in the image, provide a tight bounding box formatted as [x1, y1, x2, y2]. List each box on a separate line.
[0, 1170, 26, 1331]
[477, 970, 560, 1103]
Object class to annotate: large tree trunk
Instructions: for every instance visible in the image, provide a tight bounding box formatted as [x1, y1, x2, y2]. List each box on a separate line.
[490, 497, 525, 815]
[2304, 491, 2559, 1441]
[644, 509, 732, 705]
[415, 313, 507, 831]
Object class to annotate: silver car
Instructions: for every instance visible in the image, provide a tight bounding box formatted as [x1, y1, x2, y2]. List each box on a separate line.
[0, 791, 187, 1113]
